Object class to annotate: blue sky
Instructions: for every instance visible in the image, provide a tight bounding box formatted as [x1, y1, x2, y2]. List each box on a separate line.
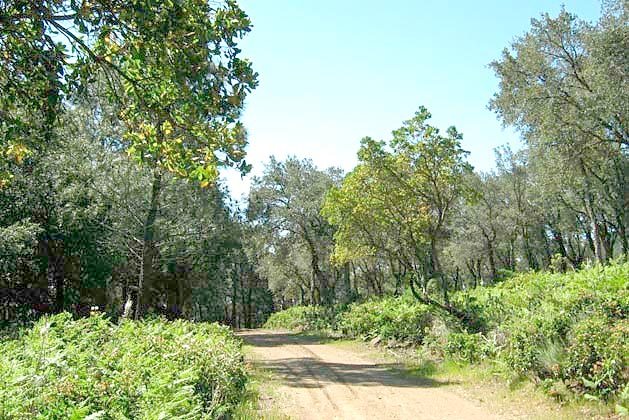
[221, 0, 602, 200]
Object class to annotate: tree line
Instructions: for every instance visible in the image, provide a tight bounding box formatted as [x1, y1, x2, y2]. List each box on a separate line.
[250, 3, 627, 309]
[0, 1, 626, 323]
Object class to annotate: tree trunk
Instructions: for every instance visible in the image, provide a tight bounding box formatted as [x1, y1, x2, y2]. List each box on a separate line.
[579, 159, 606, 264]
[246, 276, 253, 328]
[342, 262, 352, 302]
[619, 220, 628, 256]
[240, 273, 246, 329]
[485, 236, 497, 281]
[551, 226, 568, 259]
[299, 284, 305, 305]
[42, 53, 61, 313]
[521, 226, 538, 270]
[44, 240, 65, 313]
[136, 168, 163, 319]
[430, 238, 447, 304]
[351, 262, 359, 295]
[54, 254, 64, 312]
[310, 270, 316, 305]
[304, 232, 330, 305]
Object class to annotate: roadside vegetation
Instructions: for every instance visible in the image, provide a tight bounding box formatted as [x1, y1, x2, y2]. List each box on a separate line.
[264, 262, 629, 414]
[0, 314, 249, 419]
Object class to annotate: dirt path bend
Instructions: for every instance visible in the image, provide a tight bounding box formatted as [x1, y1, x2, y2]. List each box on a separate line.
[239, 330, 500, 420]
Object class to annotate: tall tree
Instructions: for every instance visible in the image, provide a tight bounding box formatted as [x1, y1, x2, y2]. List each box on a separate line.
[1, 0, 258, 184]
[248, 157, 341, 305]
[490, 2, 628, 263]
[324, 106, 473, 303]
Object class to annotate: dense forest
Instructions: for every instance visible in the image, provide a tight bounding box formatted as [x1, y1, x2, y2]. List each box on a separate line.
[0, 0, 627, 418]
[0, 0, 272, 327]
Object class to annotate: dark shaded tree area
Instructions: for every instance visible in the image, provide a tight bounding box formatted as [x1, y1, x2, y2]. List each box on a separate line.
[0, 0, 271, 326]
[0, 91, 273, 325]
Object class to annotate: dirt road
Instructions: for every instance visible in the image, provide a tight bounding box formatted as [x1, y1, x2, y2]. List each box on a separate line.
[239, 330, 500, 420]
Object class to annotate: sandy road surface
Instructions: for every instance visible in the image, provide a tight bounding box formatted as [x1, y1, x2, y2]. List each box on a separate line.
[238, 330, 501, 420]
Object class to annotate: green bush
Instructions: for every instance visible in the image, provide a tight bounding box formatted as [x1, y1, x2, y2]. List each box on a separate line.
[503, 321, 550, 376]
[479, 263, 629, 399]
[459, 263, 629, 331]
[263, 305, 341, 331]
[444, 332, 494, 363]
[0, 313, 248, 419]
[340, 296, 433, 344]
[566, 316, 628, 398]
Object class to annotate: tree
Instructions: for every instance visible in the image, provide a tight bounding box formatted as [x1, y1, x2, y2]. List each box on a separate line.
[490, 2, 628, 263]
[1, 0, 258, 184]
[322, 144, 429, 297]
[248, 157, 341, 305]
[2, 1, 258, 315]
[0, 90, 264, 320]
[324, 106, 473, 303]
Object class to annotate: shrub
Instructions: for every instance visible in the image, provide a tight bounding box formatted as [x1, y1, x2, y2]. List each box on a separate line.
[340, 296, 433, 344]
[485, 263, 629, 399]
[0, 313, 248, 419]
[503, 321, 546, 375]
[263, 305, 340, 331]
[444, 332, 494, 363]
[565, 316, 629, 398]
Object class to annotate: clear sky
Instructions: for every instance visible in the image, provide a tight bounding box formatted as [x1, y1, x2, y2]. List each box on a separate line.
[221, 0, 602, 200]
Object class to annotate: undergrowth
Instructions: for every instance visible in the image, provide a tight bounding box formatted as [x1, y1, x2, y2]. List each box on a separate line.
[263, 305, 343, 332]
[0, 313, 248, 419]
[264, 262, 629, 412]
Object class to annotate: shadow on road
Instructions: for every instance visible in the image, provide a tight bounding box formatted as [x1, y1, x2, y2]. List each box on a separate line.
[238, 330, 331, 347]
[259, 357, 453, 389]
[238, 330, 456, 389]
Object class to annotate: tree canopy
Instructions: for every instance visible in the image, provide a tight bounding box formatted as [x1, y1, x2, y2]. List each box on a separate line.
[1, 0, 257, 184]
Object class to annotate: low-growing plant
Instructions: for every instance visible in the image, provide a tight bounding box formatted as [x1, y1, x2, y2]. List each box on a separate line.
[340, 296, 433, 344]
[565, 316, 628, 398]
[263, 305, 342, 332]
[0, 313, 248, 419]
[444, 332, 495, 364]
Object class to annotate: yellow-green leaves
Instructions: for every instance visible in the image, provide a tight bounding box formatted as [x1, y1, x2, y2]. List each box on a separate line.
[323, 106, 472, 271]
[96, 0, 257, 184]
[1, 0, 257, 186]
[4, 142, 31, 165]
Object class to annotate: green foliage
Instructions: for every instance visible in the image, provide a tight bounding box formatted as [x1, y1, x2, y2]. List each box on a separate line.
[566, 317, 628, 398]
[444, 332, 495, 364]
[265, 297, 436, 344]
[460, 262, 629, 399]
[0, 313, 248, 418]
[266, 263, 629, 404]
[490, 2, 628, 265]
[263, 305, 341, 332]
[249, 157, 342, 305]
[1, 0, 257, 185]
[341, 296, 435, 344]
[0, 219, 41, 273]
[323, 106, 473, 291]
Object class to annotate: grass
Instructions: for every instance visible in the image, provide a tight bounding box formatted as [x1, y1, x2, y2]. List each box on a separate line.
[234, 344, 291, 420]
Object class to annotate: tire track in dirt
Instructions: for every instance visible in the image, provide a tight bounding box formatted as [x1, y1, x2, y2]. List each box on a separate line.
[239, 330, 502, 420]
